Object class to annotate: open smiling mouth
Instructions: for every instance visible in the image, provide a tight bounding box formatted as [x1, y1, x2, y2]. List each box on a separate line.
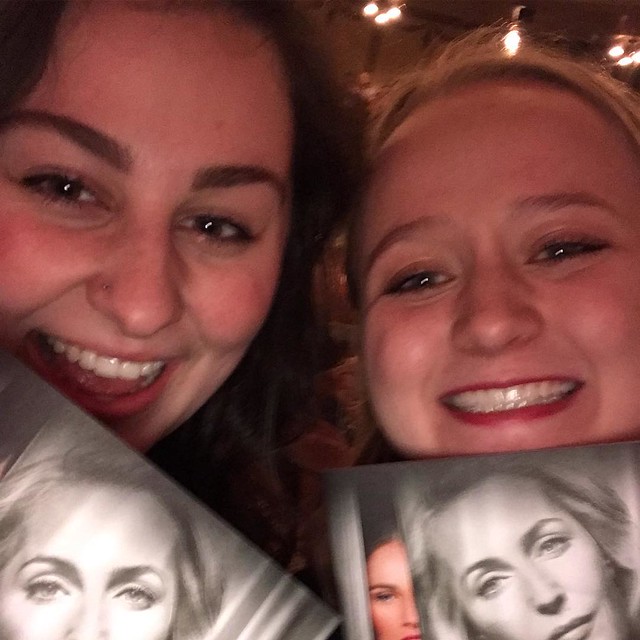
[30, 332, 166, 398]
[441, 380, 581, 414]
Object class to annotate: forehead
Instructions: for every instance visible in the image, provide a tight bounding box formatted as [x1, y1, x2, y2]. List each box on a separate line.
[22, 483, 178, 561]
[357, 80, 640, 256]
[430, 477, 566, 565]
[386, 79, 630, 151]
[375, 81, 637, 195]
[23, 0, 292, 166]
[367, 539, 410, 583]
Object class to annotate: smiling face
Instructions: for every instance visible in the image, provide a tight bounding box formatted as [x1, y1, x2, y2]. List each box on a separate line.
[0, 1, 292, 450]
[356, 81, 640, 457]
[367, 539, 421, 640]
[429, 476, 623, 640]
[0, 484, 180, 640]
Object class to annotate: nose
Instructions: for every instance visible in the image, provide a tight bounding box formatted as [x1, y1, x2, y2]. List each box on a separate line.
[65, 600, 108, 640]
[403, 593, 420, 629]
[87, 225, 184, 338]
[523, 565, 566, 616]
[451, 260, 543, 355]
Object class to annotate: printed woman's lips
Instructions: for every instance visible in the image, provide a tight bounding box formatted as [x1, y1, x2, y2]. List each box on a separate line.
[547, 613, 594, 640]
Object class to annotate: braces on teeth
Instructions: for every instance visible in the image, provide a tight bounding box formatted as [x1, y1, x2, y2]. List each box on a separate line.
[446, 381, 576, 413]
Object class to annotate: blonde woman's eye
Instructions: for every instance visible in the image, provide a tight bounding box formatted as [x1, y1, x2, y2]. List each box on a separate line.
[25, 577, 70, 603]
[385, 270, 451, 295]
[184, 214, 254, 244]
[115, 584, 158, 610]
[21, 172, 97, 205]
[475, 574, 509, 599]
[531, 240, 607, 263]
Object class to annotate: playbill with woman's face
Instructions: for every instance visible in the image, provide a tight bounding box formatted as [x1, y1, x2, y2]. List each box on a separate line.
[0, 350, 338, 640]
[326, 440, 640, 640]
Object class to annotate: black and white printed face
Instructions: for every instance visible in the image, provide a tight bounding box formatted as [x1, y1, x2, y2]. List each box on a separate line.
[0, 483, 179, 640]
[429, 475, 624, 640]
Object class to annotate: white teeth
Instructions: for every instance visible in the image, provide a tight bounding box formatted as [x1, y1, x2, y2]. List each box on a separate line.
[46, 336, 164, 383]
[79, 350, 97, 370]
[444, 381, 577, 413]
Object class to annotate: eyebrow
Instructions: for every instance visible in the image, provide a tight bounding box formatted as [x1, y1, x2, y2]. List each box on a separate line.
[511, 192, 617, 218]
[20, 556, 82, 588]
[363, 190, 616, 280]
[462, 557, 510, 585]
[369, 583, 396, 591]
[520, 518, 563, 554]
[0, 110, 289, 203]
[0, 110, 133, 171]
[363, 216, 447, 281]
[107, 565, 163, 589]
[192, 164, 289, 204]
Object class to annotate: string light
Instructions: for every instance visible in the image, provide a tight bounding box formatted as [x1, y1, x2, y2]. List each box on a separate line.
[387, 6, 402, 20]
[363, 2, 379, 17]
[503, 27, 521, 56]
[363, 1, 402, 25]
[608, 44, 625, 58]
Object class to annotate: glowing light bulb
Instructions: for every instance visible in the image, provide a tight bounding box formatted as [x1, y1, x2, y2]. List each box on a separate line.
[632, 51, 640, 63]
[503, 28, 521, 56]
[608, 45, 625, 58]
[387, 6, 402, 20]
[363, 2, 379, 16]
[618, 56, 633, 66]
[375, 11, 390, 24]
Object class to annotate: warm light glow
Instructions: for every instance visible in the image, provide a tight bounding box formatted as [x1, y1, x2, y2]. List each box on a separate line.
[387, 6, 402, 20]
[363, 2, 379, 16]
[618, 56, 634, 66]
[608, 44, 625, 58]
[632, 51, 640, 63]
[374, 11, 390, 24]
[503, 28, 521, 56]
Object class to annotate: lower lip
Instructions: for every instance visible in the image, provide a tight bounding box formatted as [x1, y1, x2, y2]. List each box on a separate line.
[550, 616, 594, 640]
[20, 336, 174, 424]
[442, 390, 579, 426]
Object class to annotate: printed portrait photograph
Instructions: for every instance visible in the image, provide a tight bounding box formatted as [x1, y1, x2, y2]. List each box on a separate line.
[326, 441, 640, 640]
[0, 351, 338, 640]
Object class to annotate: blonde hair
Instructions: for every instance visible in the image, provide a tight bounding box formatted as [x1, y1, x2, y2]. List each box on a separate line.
[371, 27, 640, 153]
[347, 27, 640, 305]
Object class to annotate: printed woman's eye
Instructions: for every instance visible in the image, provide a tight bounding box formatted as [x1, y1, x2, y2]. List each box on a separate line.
[183, 214, 254, 244]
[115, 584, 158, 611]
[531, 239, 607, 264]
[385, 269, 451, 295]
[370, 588, 396, 604]
[24, 577, 70, 603]
[475, 573, 509, 599]
[21, 172, 98, 205]
[533, 534, 570, 560]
